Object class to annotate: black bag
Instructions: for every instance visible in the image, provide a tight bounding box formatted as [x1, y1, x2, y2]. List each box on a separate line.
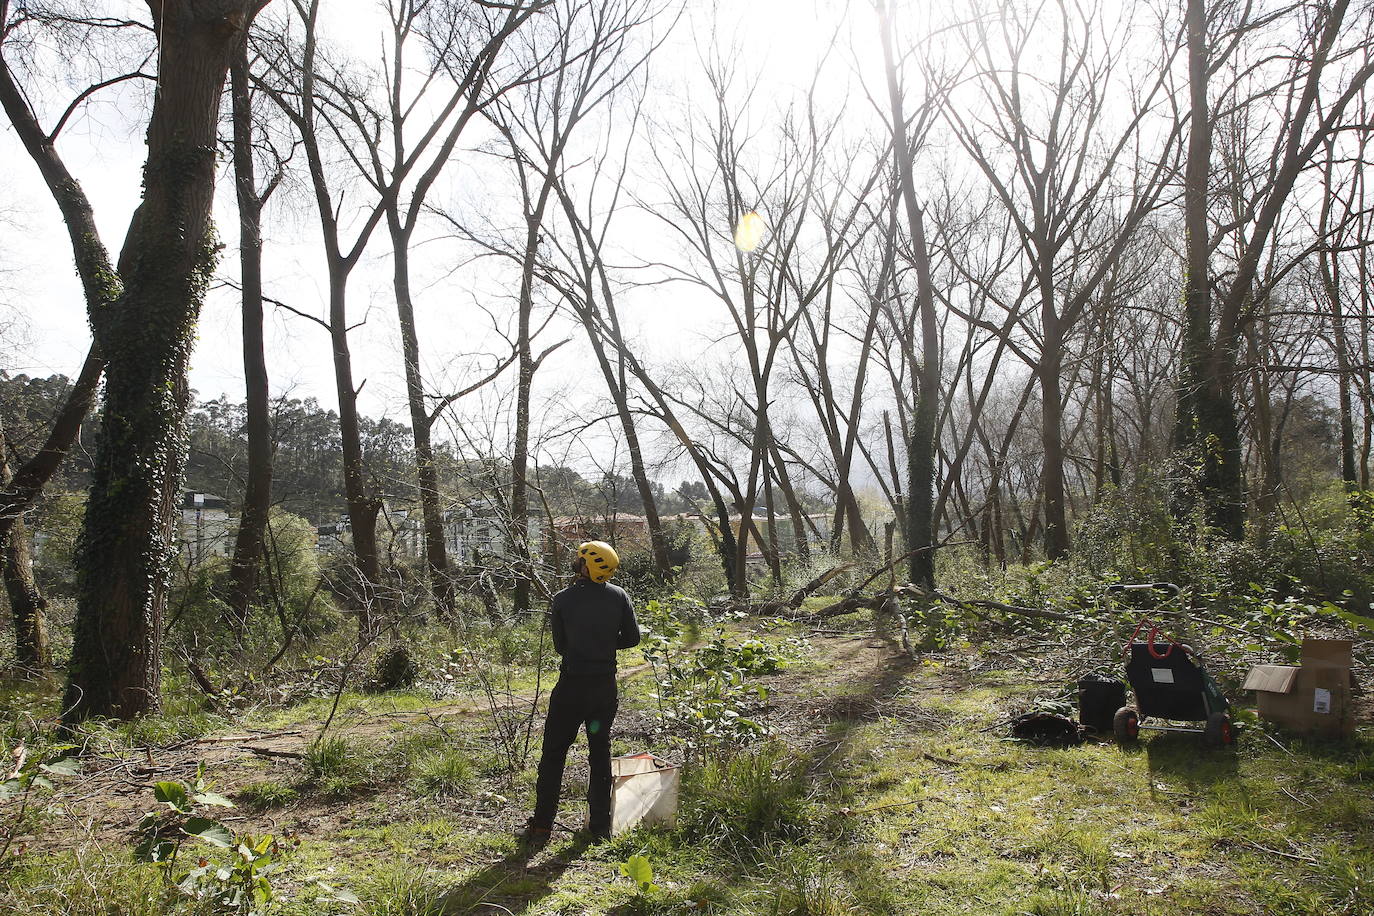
[1010, 711, 1084, 746]
[1078, 674, 1127, 734]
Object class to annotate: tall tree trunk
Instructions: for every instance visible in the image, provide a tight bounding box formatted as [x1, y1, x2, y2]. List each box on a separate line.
[1246, 324, 1280, 525]
[4, 518, 50, 673]
[329, 272, 382, 633]
[1318, 141, 1360, 493]
[1175, 0, 1245, 538]
[880, 0, 940, 587]
[225, 34, 273, 626]
[0, 419, 50, 672]
[1040, 311, 1070, 559]
[65, 1, 262, 722]
[510, 202, 545, 617]
[389, 217, 455, 614]
[766, 439, 812, 566]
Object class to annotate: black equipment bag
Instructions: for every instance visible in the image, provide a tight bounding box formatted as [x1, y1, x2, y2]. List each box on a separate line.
[1077, 674, 1127, 733]
[1125, 642, 1210, 720]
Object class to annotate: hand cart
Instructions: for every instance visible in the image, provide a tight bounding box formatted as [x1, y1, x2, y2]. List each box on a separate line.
[1110, 591, 1235, 748]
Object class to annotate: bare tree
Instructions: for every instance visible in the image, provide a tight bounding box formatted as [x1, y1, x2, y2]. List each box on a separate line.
[1176, 0, 1374, 537]
[441, 0, 668, 613]
[942, 0, 1181, 558]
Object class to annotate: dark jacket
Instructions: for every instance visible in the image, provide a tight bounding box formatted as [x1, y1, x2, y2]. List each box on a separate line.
[550, 578, 640, 675]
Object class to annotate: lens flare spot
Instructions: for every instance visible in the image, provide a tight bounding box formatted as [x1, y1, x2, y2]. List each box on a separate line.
[734, 211, 766, 252]
[588, 719, 602, 734]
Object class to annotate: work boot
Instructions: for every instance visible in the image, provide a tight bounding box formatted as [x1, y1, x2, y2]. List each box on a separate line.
[583, 822, 612, 843]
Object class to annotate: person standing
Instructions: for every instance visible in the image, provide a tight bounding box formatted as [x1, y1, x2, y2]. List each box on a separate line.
[524, 540, 640, 844]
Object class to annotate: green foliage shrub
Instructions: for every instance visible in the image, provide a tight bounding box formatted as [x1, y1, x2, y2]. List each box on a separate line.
[305, 736, 373, 798]
[409, 748, 476, 797]
[614, 519, 697, 598]
[1268, 485, 1374, 607]
[164, 510, 342, 670]
[678, 741, 812, 854]
[370, 644, 421, 692]
[641, 598, 786, 748]
[30, 488, 85, 598]
[1074, 468, 1374, 607]
[1074, 463, 1223, 586]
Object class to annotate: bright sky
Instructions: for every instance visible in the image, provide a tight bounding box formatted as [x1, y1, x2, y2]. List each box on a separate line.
[2, 0, 890, 459]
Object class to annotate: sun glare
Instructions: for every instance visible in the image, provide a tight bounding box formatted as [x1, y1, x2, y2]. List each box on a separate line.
[734, 210, 766, 252]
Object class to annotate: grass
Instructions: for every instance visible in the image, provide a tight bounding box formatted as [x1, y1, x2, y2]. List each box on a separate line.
[1, 611, 1370, 916]
[409, 747, 477, 797]
[240, 779, 299, 810]
[678, 741, 814, 856]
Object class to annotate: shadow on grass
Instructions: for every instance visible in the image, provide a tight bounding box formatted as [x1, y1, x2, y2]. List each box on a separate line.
[433, 835, 592, 915]
[1141, 730, 1239, 782]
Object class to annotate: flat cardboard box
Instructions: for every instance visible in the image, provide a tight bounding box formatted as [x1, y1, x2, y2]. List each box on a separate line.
[1244, 639, 1357, 738]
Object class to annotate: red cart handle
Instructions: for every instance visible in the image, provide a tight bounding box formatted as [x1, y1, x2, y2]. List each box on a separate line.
[1146, 626, 1175, 659]
[1124, 618, 1182, 659]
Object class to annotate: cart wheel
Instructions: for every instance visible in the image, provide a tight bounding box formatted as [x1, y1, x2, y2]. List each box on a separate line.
[1204, 712, 1235, 748]
[1113, 706, 1140, 744]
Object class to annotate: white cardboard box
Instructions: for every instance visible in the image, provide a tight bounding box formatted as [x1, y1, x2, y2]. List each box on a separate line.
[610, 753, 680, 836]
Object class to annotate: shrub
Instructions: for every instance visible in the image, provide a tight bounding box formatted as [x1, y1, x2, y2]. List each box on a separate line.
[1269, 486, 1374, 606]
[679, 742, 811, 854]
[306, 736, 373, 798]
[410, 748, 475, 797]
[371, 644, 421, 692]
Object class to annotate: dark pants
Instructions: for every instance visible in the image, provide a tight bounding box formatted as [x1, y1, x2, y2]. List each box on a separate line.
[532, 673, 618, 832]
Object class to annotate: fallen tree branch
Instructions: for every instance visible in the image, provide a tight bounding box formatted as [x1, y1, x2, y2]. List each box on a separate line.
[929, 592, 1077, 622]
[729, 563, 853, 616]
[246, 747, 307, 760]
[807, 585, 1078, 623]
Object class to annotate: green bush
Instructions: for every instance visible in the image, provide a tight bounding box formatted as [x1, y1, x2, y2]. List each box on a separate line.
[370, 644, 421, 692]
[1269, 486, 1374, 606]
[410, 748, 475, 797]
[679, 742, 811, 854]
[306, 736, 373, 798]
[164, 509, 342, 668]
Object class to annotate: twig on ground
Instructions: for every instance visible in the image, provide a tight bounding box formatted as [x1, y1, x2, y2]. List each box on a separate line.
[247, 747, 308, 760]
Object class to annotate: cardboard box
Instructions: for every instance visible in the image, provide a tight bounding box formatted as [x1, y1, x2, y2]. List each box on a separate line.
[610, 753, 680, 835]
[1243, 639, 1357, 738]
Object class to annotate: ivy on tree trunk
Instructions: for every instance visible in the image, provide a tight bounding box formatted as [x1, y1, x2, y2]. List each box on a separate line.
[63, 0, 267, 723]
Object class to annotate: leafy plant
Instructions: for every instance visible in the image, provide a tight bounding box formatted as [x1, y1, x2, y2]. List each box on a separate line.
[642, 605, 785, 750]
[133, 765, 294, 915]
[1, 742, 80, 862]
[619, 853, 660, 896]
[174, 833, 283, 916]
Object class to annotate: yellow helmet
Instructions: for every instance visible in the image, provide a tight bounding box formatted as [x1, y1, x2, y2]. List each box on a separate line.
[577, 540, 620, 582]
